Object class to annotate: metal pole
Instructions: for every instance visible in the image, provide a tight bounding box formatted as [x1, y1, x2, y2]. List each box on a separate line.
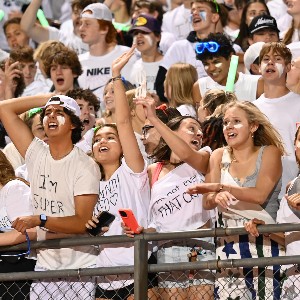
[134, 236, 148, 299]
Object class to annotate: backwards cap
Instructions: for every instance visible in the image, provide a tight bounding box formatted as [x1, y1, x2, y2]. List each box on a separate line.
[44, 95, 81, 117]
[244, 42, 265, 72]
[81, 3, 112, 22]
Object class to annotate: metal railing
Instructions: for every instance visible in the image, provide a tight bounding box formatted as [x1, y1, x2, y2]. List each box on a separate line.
[0, 223, 300, 299]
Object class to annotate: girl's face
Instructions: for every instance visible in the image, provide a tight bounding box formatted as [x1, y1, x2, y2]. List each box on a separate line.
[295, 128, 300, 163]
[103, 82, 115, 112]
[141, 119, 160, 155]
[92, 126, 122, 164]
[223, 107, 256, 147]
[32, 114, 48, 143]
[175, 118, 203, 151]
[246, 2, 268, 26]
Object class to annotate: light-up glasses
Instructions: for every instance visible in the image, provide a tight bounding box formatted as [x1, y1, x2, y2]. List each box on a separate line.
[195, 41, 220, 54]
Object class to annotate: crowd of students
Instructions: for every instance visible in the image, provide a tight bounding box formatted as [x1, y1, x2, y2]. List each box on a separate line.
[0, 0, 300, 299]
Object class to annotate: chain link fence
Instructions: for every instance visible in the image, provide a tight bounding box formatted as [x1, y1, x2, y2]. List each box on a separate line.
[0, 223, 300, 299]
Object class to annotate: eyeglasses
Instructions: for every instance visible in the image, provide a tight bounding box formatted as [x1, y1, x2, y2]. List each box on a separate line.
[0, 229, 31, 263]
[142, 125, 154, 136]
[195, 41, 220, 54]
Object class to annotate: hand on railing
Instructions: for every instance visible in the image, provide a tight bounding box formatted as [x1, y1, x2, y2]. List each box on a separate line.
[244, 218, 265, 237]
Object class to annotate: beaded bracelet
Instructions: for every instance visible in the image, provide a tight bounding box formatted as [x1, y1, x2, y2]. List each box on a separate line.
[111, 75, 122, 81]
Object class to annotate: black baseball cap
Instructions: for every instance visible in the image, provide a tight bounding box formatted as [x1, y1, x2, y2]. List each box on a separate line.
[249, 15, 280, 35]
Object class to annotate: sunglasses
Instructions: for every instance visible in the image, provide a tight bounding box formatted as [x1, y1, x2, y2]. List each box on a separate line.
[195, 41, 220, 54]
[142, 125, 154, 136]
[0, 230, 31, 263]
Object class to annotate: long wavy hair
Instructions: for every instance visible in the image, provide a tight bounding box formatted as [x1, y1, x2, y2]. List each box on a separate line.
[223, 101, 285, 156]
[0, 150, 20, 186]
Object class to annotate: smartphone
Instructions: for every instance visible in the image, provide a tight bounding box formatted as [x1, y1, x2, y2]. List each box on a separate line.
[118, 208, 140, 234]
[87, 211, 115, 236]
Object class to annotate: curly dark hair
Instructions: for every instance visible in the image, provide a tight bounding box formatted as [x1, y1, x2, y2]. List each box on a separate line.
[201, 116, 227, 151]
[196, 32, 235, 62]
[71, 0, 98, 11]
[40, 108, 83, 144]
[66, 88, 100, 112]
[44, 48, 83, 79]
[150, 115, 201, 162]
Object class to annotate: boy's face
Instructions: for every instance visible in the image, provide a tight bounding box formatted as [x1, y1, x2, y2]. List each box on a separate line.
[202, 56, 231, 86]
[191, 2, 218, 33]
[72, 5, 82, 36]
[249, 29, 279, 45]
[259, 50, 289, 82]
[50, 64, 76, 94]
[20, 61, 37, 86]
[79, 17, 103, 45]
[5, 23, 29, 50]
[76, 98, 96, 135]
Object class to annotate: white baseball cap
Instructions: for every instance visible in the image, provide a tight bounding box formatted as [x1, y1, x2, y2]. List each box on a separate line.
[244, 42, 265, 72]
[287, 42, 300, 60]
[81, 3, 112, 22]
[44, 95, 81, 117]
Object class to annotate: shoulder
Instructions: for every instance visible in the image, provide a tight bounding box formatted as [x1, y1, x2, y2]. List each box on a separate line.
[211, 147, 225, 162]
[262, 145, 281, 157]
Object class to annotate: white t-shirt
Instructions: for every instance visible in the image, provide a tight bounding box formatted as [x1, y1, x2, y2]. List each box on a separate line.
[75, 128, 94, 154]
[161, 39, 207, 78]
[254, 92, 300, 198]
[21, 80, 50, 97]
[129, 58, 161, 93]
[78, 46, 137, 105]
[25, 138, 101, 270]
[48, 26, 89, 55]
[0, 180, 32, 229]
[177, 104, 197, 118]
[94, 158, 150, 290]
[198, 72, 260, 102]
[3, 142, 24, 170]
[162, 4, 193, 40]
[159, 31, 177, 55]
[148, 161, 211, 233]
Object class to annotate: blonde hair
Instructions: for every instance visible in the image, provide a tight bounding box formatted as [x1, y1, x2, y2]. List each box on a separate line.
[33, 40, 67, 62]
[224, 101, 285, 155]
[164, 63, 198, 107]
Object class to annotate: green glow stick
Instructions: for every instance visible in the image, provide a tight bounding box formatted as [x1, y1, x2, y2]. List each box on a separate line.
[0, 10, 4, 22]
[37, 9, 49, 27]
[225, 55, 239, 92]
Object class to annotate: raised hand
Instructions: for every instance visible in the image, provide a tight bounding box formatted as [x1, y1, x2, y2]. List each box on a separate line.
[286, 193, 300, 210]
[112, 44, 136, 77]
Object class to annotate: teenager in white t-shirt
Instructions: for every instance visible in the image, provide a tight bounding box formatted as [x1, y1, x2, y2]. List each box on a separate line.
[155, 0, 222, 103]
[254, 42, 300, 199]
[193, 32, 263, 105]
[128, 95, 214, 299]
[85, 46, 153, 299]
[77, 3, 137, 108]
[43, 47, 82, 95]
[0, 93, 101, 299]
[20, 0, 98, 54]
[9, 46, 49, 97]
[128, 14, 163, 94]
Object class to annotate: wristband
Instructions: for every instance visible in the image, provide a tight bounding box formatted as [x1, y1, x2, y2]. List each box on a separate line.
[111, 75, 122, 81]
